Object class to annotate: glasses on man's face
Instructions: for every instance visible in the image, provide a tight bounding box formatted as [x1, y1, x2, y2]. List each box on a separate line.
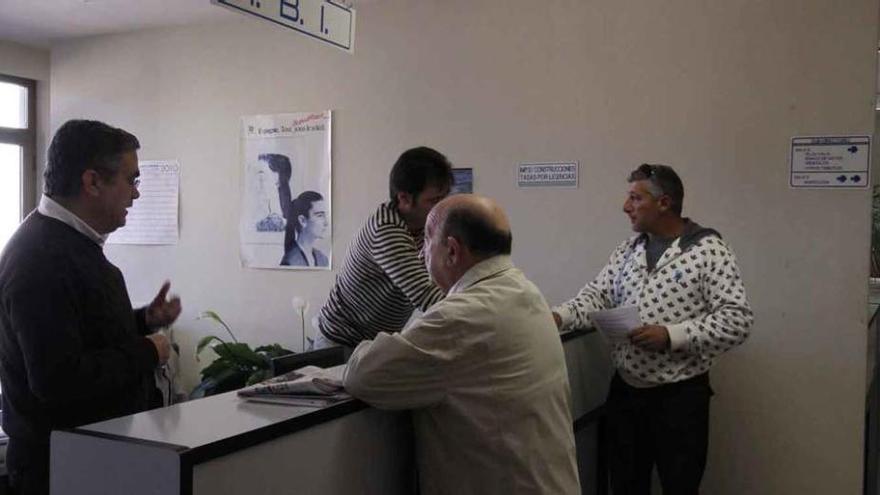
[92, 169, 140, 188]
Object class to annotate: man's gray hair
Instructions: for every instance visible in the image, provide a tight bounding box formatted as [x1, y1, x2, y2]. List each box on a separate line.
[627, 163, 684, 216]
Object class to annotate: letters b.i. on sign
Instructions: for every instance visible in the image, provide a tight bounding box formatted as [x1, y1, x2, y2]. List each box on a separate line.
[214, 0, 356, 52]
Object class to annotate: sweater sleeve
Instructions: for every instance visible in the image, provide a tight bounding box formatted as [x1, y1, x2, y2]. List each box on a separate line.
[134, 307, 151, 336]
[370, 222, 445, 312]
[665, 238, 754, 357]
[554, 241, 629, 330]
[5, 263, 159, 406]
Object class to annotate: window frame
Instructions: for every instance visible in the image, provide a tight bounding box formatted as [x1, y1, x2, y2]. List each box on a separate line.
[0, 73, 37, 220]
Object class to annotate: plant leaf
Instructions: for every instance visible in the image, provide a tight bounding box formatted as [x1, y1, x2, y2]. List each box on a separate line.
[198, 310, 223, 322]
[254, 344, 296, 358]
[246, 369, 273, 386]
[195, 335, 226, 360]
[199, 358, 234, 380]
[196, 310, 239, 343]
[212, 342, 269, 369]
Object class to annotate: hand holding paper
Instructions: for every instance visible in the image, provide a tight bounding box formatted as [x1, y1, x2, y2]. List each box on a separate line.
[628, 324, 670, 351]
[588, 306, 642, 343]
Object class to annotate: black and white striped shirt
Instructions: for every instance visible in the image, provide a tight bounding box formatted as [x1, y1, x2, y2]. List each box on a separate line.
[317, 202, 445, 347]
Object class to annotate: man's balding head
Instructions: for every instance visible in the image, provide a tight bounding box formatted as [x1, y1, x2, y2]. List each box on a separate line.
[424, 195, 512, 291]
[438, 195, 511, 257]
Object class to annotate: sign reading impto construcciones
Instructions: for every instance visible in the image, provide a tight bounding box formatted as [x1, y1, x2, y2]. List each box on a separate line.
[213, 0, 356, 53]
[790, 136, 870, 188]
[517, 162, 579, 188]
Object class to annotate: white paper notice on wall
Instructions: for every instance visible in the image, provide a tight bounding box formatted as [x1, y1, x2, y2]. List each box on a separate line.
[213, 0, 356, 53]
[107, 161, 179, 245]
[789, 135, 870, 189]
[517, 162, 579, 189]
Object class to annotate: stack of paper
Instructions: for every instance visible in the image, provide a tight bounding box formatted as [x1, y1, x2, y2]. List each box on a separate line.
[237, 364, 350, 407]
[589, 306, 642, 343]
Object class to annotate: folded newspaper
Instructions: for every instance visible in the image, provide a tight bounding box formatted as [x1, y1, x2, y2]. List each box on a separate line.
[237, 364, 350, 407]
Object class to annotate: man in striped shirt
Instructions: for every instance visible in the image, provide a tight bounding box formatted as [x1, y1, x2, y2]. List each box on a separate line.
[314, 147, 453, 348]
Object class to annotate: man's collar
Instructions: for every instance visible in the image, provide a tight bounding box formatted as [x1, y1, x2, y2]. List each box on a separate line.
[633, 218, 718, 251]
[448, 255, 514, 294]
[386, 201, 424, 238]
[38, 195, 108, 246]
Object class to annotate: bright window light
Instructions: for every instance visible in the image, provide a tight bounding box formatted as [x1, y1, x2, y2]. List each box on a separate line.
[0, 82, 27, 129]
[0, 143, 22, 252]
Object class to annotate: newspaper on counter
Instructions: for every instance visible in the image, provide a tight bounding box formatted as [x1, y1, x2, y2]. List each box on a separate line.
[237, 364, 350, 407]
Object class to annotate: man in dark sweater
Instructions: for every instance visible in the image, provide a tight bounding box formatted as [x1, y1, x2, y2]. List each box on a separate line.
[0, 120, 180, 495]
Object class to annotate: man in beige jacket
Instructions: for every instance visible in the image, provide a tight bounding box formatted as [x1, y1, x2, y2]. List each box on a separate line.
[344, 194, 579, 495]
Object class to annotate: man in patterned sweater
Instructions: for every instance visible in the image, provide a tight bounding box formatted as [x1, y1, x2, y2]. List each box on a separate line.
[553, 164, 753, 495]
[314, 147, 453, 349]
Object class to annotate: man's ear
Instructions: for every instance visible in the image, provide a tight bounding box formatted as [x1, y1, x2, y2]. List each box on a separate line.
[81, 169, 102, 197]
[657, 194, 672, 212]
[446, 236, 461, 265]
[397, 191, 413, 211]
[297, 214, 308, 229]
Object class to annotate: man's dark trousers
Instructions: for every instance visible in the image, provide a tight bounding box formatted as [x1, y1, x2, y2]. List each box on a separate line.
[605, 372, 712, 495]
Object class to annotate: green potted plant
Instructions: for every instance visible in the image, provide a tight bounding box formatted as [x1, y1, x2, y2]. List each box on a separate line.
[190, 311, 294, 399]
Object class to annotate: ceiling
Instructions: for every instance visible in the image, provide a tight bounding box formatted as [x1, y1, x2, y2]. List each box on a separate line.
[0, 0, 246, 47]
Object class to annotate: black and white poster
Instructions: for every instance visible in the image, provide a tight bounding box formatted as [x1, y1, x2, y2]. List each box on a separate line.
[240, 111, 332, 270]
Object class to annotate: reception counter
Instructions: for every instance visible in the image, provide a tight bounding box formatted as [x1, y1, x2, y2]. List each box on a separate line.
[51, 329, 612, 495]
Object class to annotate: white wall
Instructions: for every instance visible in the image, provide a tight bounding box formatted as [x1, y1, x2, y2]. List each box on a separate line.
[0, 39, 50, 194]
[48, 0, 877, 493]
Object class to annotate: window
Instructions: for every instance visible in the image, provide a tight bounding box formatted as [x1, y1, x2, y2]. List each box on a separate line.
[0, 74, 36, 253]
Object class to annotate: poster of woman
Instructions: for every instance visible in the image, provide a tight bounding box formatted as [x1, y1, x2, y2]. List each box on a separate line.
[239, 111, 332, 270]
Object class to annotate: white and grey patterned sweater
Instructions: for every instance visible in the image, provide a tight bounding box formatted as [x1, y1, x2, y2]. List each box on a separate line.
[555, 225, 753, 385]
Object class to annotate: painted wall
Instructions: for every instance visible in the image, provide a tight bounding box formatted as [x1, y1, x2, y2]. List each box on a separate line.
[48, 0, 877, 493]
[0, 39, 50, 195]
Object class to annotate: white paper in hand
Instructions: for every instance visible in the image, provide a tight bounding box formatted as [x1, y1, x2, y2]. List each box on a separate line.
[589, 306, 642, 343]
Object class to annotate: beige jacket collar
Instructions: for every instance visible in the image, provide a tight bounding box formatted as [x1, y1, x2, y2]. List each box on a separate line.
[449, 255, 514, 295]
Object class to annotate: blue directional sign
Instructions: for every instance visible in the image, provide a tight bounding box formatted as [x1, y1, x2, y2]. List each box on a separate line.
[790, 135, 870, 188]
[213, 0, 355, 52]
